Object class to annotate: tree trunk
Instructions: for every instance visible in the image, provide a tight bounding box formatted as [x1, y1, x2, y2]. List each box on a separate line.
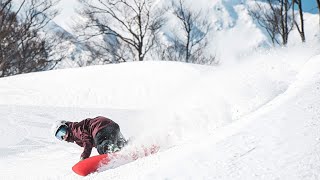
[284, 0, 289, 45]
[293, 0, 306, 42]
[316, 0, 320, 26]
[297, 0, 305, 42]
[280, 0, 287, 45]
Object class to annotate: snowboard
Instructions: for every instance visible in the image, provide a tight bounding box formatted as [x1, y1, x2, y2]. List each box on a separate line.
[72, 145, 159, 176]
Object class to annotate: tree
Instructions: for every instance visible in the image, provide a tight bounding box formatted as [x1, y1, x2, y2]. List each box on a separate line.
[292, 0, 305, 42]
[165, 0, 214, 64]
[249, 0, 294, 46]
[75, 0, 166, 63]
[0, 0, 65, 77]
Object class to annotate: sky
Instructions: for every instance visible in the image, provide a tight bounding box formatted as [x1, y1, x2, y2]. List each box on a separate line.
[301, 0, 318, 14]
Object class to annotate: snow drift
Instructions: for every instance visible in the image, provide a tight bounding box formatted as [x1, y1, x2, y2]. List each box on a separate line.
[0, 43, 320, 179]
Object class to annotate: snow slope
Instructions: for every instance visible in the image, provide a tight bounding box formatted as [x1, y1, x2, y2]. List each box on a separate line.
[0, 43, 320, 179]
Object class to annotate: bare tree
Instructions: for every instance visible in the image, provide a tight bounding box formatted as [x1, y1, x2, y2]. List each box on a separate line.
[75, 0, 166, 63]
[0, 0, 65, 77]
[280, 0, 292, 44]
[249, 2, 278, 45]
[292, 0, 305, 42]
[249, 0, 294, 46]
[165, 0, 214, 64]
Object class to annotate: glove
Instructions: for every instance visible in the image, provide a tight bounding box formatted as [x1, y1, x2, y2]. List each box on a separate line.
[79, 157, 85, 162]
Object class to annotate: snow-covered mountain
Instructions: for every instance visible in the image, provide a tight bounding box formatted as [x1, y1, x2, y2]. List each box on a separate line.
[52, 0, 320, 69]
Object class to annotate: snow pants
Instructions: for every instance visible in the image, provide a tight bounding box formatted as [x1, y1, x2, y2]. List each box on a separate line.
[94, 123, 127, 154]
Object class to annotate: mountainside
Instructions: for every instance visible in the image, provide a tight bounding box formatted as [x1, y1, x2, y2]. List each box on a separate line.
[52, 0, 320, 69]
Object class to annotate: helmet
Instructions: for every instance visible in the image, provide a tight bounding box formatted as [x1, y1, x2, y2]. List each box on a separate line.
[52, 120, 68, 141]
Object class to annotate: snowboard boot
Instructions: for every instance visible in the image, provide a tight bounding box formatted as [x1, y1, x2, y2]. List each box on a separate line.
[106, 143, 121, 153]
[116, 138, 127, 149]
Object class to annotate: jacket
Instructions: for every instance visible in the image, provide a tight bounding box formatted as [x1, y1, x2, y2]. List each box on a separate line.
[65, 116, 115, 159]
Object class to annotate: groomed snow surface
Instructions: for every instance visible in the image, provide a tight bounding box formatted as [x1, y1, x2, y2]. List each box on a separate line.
[1, 43, 320, 179]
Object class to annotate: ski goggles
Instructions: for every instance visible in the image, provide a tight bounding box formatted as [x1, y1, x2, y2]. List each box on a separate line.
[55, 126, 68, 141]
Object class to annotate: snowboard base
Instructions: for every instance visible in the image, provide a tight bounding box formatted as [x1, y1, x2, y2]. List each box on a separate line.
[72, 145, 159, 176]
[72, 154, 108, 176]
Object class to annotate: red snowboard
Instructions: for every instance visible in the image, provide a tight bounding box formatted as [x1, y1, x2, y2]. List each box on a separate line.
[72, 145, 159, 176]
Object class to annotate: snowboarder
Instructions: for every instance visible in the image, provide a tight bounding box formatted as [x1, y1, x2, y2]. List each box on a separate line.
[53, 116, 127, 161]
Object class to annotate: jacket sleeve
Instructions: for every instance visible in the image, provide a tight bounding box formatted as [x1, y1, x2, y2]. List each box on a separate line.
[80, 130, 93, 159]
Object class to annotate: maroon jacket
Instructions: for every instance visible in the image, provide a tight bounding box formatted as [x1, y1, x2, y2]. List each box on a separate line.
[65, 116, 115, 159]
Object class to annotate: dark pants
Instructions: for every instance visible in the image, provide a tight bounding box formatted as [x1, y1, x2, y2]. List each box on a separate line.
[94, 123, 126, 154]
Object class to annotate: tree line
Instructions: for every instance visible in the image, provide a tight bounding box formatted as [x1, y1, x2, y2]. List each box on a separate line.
[0, 0, 67, 77]
[73, 0, 215, 66]
[1, 0, 320, 77]
[249, 0, 320, 46]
